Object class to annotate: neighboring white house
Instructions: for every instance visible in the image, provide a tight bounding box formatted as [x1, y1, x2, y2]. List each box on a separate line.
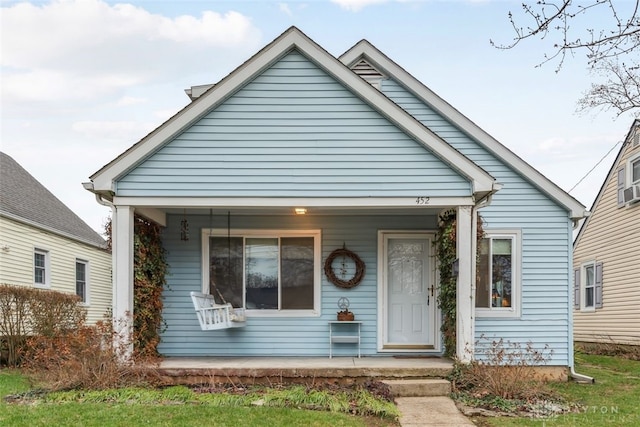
[84, 27, 587, 371]
[0, 152, 112, 324]
[573, 120, 640, 346]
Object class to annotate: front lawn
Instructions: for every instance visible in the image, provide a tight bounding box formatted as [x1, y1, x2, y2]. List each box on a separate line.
[0, 370, 398, 427]
[471, 353, 640, 426]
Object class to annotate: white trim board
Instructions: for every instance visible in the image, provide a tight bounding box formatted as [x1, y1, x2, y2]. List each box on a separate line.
[88, 27, 496, 201]
[340, 40, 587, 220]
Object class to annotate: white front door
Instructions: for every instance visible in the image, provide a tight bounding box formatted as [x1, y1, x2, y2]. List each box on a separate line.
[381, 233, 435, 349]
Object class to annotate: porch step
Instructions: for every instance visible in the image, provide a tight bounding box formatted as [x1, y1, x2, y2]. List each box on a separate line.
[382, 379, 451, 397]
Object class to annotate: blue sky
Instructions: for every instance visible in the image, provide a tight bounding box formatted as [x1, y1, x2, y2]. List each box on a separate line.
[1, 0, 633, 234]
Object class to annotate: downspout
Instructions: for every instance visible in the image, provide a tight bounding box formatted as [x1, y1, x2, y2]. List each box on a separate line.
[568, 216, 595, 384]
[95, 193, 114, 209]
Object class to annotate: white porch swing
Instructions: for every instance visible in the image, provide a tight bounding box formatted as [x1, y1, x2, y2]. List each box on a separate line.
[191, 211, 246, 331]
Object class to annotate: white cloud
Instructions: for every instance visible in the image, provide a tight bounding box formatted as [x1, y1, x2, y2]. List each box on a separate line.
[72, 120, 156, 142]
[331, 0, 389, 12]
[2, 69, 143, 104]
[115, 96, 147, 107]
[279, 3, 293, 17]
[0, 0, 262, 103]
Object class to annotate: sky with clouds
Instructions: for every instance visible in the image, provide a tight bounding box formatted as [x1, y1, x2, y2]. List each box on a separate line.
[1, 0, 634, 235]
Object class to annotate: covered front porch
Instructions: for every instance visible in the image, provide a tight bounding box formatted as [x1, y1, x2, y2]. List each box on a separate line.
[110, 202, 480, 362]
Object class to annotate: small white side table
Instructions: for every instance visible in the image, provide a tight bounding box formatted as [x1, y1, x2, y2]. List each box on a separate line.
[328, 321, 362, 358]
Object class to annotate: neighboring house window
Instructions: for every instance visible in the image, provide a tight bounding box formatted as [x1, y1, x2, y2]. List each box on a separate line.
[203, 229, 321, 317]
[618, 153, 640, 207]
[34, 248, 50, 287]
[475, 230, 521, 317]
[583, 264, 595, 308]
[631, 156, 640, 185]
[574, 261, 603, 311]
[76, 259, 89, 304]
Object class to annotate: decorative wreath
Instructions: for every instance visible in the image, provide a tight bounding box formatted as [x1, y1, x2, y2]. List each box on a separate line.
[324, 246, 365, 289]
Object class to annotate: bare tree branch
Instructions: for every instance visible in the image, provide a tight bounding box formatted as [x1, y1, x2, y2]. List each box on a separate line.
[578, 60, 640, 117]
[493, 0, 640, 67]
[495, 0, 640, 116]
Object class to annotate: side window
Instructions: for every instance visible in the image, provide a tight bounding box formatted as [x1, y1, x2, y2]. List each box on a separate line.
[583, 264, 595, 308]
[632, 157, 640, 185]
[475, 230, 521, 318]
[34, 248, 50, 288]
[623, 154, 640, 205]
[579, 261, 603, 311]
[76, 259, 89, 304]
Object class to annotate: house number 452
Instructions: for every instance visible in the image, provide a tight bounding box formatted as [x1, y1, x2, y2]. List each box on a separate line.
[415, 197, 430, 205]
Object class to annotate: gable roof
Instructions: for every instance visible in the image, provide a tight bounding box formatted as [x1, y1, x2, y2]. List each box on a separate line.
[87, 26, 497, 200]
[0, 152, 106, 248]
[340, 40, 588, 220]
[574, 119, 640, 247]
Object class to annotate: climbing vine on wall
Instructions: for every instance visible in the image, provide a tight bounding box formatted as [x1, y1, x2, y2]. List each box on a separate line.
[435, 210, 458, 358]
[105, 215, 167, 359]
[434, 209, 485, 358]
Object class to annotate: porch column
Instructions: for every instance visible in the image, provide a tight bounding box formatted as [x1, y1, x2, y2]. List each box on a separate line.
[456, 205, 476, 362]
[113, 204, 134, 359]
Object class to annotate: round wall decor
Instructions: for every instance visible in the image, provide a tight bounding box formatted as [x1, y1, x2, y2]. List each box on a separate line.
[324, 245, 365, 289]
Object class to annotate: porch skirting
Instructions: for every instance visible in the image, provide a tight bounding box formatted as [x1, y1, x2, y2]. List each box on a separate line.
[155, 356, 453, 386]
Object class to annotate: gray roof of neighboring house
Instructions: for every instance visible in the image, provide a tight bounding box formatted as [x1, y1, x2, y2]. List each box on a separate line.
[0, 152, 106, 248]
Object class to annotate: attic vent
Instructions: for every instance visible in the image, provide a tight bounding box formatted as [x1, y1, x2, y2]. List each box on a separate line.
[633, 133, 640, 147]
[350, 59, 386, 88]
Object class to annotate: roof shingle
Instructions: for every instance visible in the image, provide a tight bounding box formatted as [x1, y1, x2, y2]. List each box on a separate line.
[0, 152, 106, 248]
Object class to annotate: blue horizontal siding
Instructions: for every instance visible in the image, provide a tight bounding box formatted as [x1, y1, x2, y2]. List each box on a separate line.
[118, 50, 470, 198]
[158, 213, 438, 357]
[382, 79, 572, 365]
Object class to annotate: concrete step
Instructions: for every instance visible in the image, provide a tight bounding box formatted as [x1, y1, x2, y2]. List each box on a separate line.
[382, 378, 451, 397]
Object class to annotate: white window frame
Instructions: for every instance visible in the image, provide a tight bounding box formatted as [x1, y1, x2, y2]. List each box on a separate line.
[75, 259, 90, 305]
[581, 261, 596, 312]
[475, 229, 521, 318]
[34, 248, 50, 288]
[202, 228, 322, 318]
[628, 153, 640, 186]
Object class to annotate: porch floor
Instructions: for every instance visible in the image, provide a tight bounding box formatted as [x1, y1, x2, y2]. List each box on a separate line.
[157, 356, 454, 385]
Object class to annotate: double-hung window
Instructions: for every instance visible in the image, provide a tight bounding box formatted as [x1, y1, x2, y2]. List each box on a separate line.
[203, 229, 321, 316]
[34, 248, 50, 288]
[619, 152, 640, 207]
[475, 230, 521, 317]
[631, 156, 640, 185]
[583, 263, 595, 309]
[76, 259, 89, 304]
[575, 261, 603, 311]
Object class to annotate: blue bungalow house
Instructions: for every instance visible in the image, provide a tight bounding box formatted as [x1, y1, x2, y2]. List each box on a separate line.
[84, 27, 587, 370]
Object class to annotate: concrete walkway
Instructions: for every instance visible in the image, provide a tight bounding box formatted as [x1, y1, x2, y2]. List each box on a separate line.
[396, 396, 475, 426]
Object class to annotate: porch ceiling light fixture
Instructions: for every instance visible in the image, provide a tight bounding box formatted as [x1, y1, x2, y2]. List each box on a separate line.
[294, 208, 307, 215]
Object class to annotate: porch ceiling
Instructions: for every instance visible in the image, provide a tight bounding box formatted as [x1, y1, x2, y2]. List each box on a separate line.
[159, 205, 447, 217]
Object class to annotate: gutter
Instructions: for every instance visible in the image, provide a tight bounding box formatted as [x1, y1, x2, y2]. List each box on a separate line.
[83, 182, 114, 209]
